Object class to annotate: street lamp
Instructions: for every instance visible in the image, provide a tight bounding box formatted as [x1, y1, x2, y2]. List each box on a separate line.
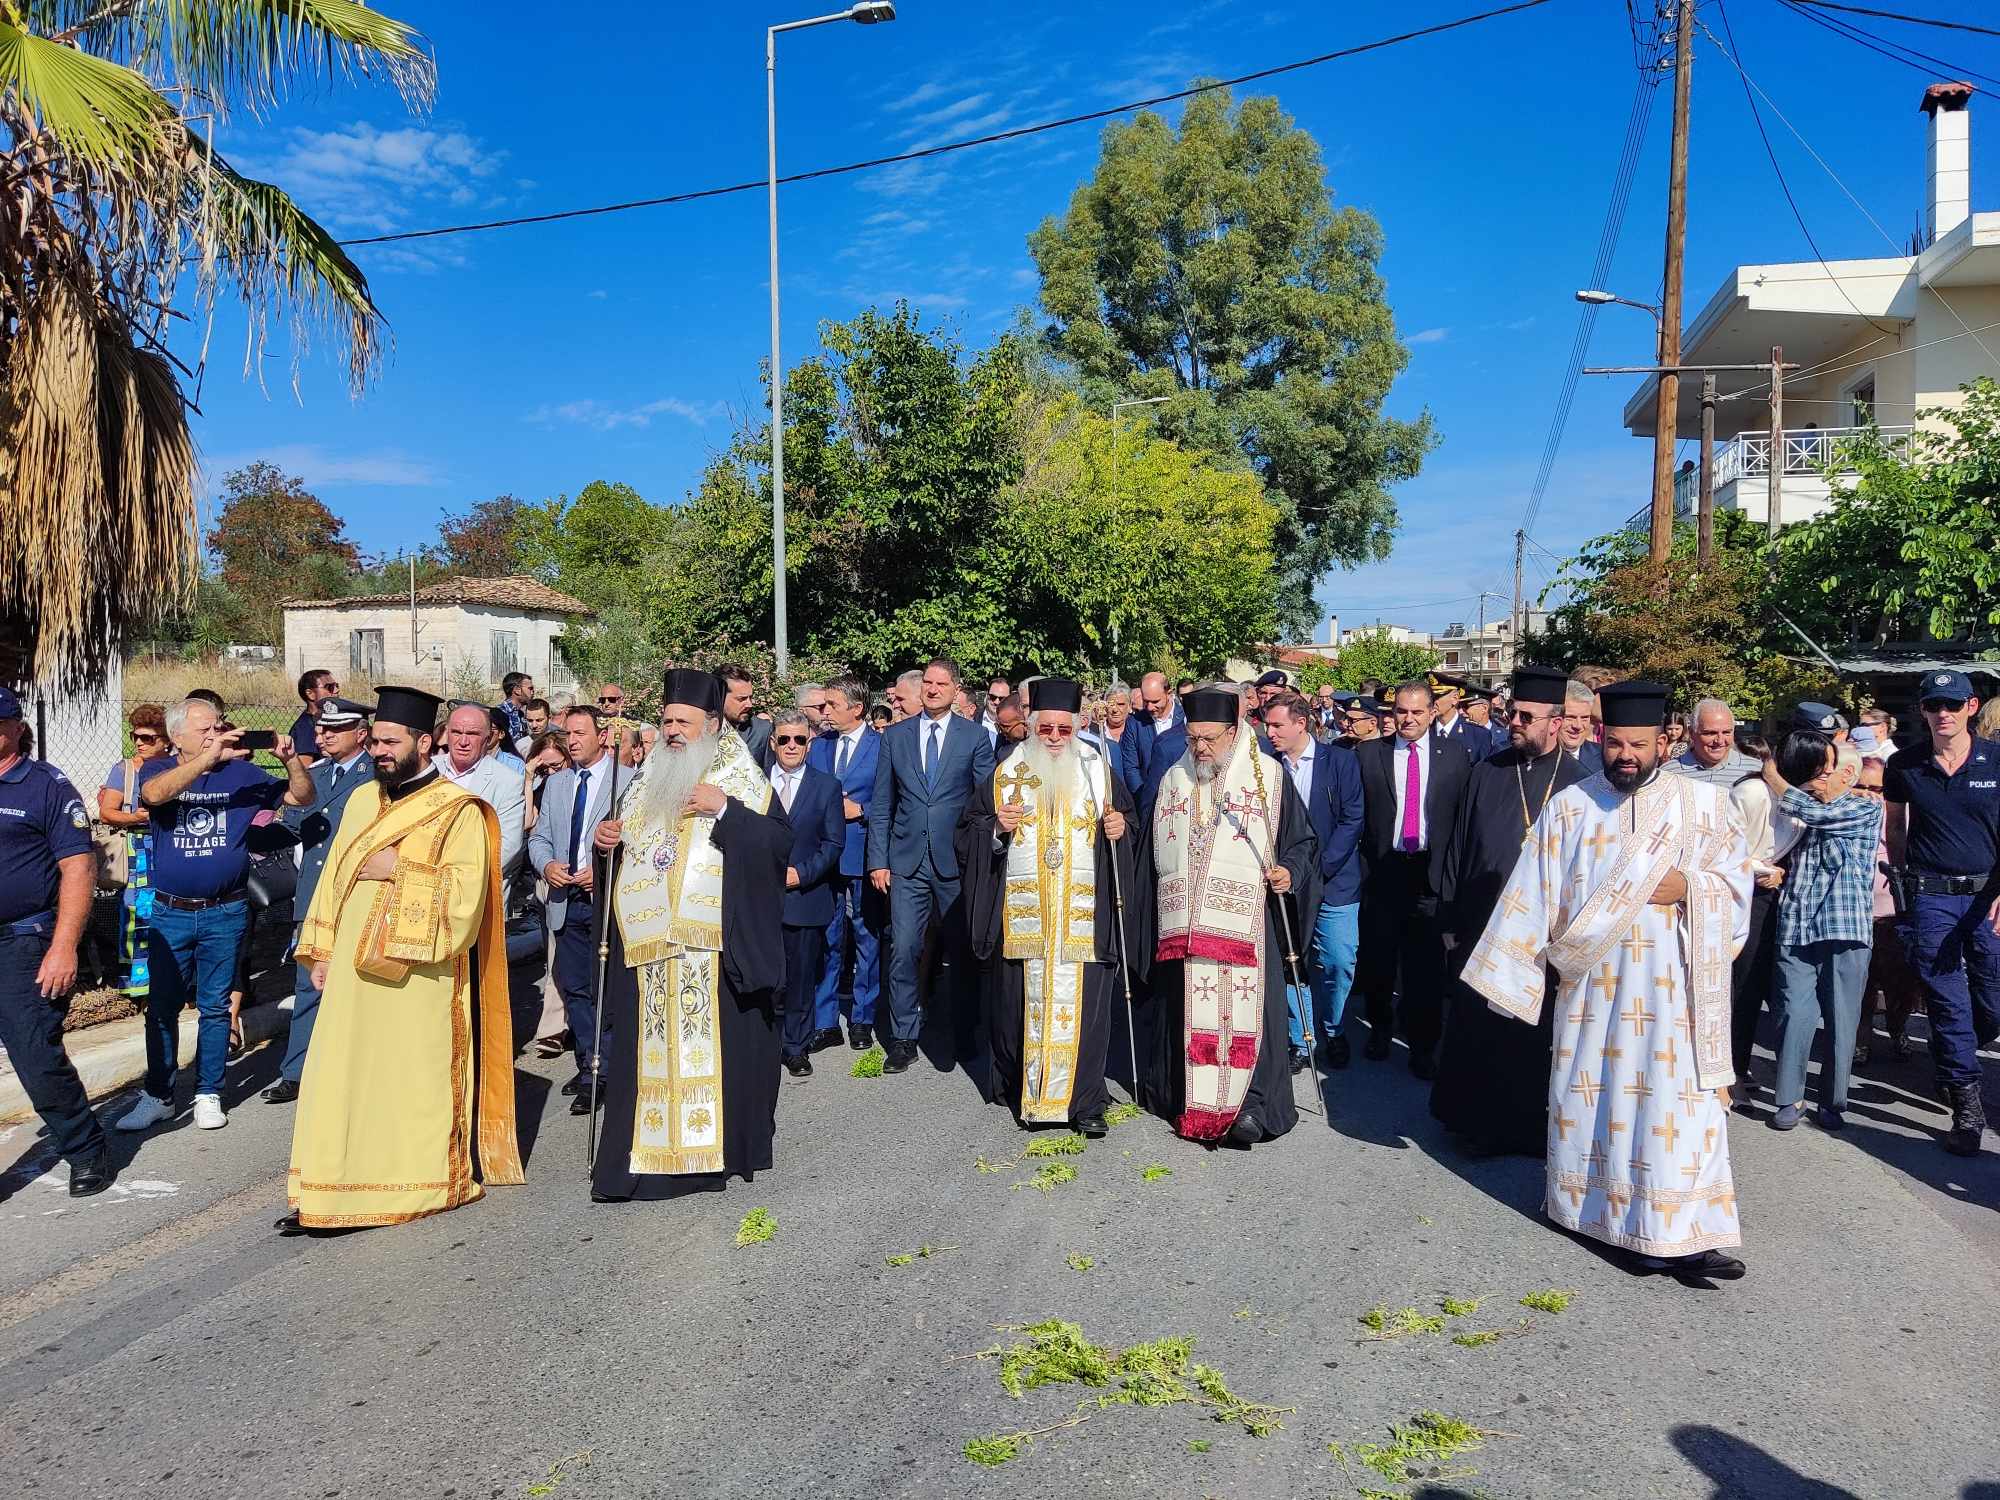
[1574, 288, 1663, 357]
[767, 3, 896, 677]
[1105, 396, 1169, 679]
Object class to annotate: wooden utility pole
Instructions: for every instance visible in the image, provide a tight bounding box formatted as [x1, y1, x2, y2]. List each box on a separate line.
[1649, 0, 1695, 564]
[1512, 529, 1525, 656]
[1767, 345, 1785, 540]
[1697, 373, 1716, 563]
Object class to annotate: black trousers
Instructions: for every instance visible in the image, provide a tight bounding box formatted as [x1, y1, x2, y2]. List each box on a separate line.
[0, 928, 106, 1164]
[780, 925, 826, 1058]
[1732, 885, 1779, 1078]
[1359, 851, 1447, 1062]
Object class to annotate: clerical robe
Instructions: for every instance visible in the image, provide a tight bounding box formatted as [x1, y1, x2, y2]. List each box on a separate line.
[1142, 740, 1320, 1142]
[959, 747, 1146, 1125]
[593, 733, 790, 1202]
[1466, 771, 1751, 1257]
[1432, 745, 1592, 1154]
[289, 775, 523, 1228]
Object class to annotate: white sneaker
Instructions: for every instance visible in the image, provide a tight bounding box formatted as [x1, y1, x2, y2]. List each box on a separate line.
[115, 1093, 173, 1131]
[193, 1093, 227, 1130]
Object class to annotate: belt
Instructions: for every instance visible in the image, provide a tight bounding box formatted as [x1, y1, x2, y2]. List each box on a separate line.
[1, 911, 54, 937]
[1907, 871, 1988, 896]
[153, 888, 248, 912]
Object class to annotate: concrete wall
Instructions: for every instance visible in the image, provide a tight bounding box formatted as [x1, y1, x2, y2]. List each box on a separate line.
[283, 603, 579, 695]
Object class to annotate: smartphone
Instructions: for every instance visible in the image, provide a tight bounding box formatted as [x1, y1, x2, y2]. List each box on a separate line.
[237, 729, 278, 752]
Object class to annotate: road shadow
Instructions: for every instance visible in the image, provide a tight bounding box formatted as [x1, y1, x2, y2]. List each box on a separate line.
[512, 1069, 554, 1167]
[1670, 1424, 1862, 1498]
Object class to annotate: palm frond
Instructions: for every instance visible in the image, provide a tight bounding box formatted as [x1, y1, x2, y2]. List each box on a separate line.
[0, 18, 181, 174]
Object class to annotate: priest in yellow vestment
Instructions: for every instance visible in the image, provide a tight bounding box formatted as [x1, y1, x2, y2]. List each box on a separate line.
[281, 686, 524, 1231]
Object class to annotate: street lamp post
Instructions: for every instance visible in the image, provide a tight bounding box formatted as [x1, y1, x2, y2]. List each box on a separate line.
[1106, 396, 1169, 680]
[767, 2, 894, 679]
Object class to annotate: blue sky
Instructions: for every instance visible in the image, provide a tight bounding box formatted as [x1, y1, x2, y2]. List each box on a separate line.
[188, 0, 2000, 640]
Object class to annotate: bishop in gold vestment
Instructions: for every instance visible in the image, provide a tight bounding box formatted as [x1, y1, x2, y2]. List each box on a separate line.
[285, 687, 523, 1231]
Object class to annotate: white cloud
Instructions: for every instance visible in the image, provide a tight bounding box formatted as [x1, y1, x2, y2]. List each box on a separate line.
[884, 79, 953, 112]
[587, 289, 609, 300]
[904, 92, 992, 131]
[530, 397, 728, 432]
[231, 121, 508, 248]
[859, 159, 948, 200]
[1009, 267, 1037, 288]
[207, 444, 444, 488]
[1408, 327, 1450, 345]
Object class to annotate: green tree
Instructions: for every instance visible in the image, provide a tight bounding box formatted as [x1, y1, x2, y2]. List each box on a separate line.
[1293, 629, 1439, 694]
[1029, 86, 1436, 633]
[206, 462, 360, 641]
[516, 480, 675, 608]
[0, 0, 433, 691]
[438, 494, 525, 577]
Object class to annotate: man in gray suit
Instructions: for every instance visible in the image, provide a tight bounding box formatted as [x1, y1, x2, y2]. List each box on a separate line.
[527, 706, 626, 1115]
[867, 657, 996, 1073]
[263, 698, 375, 1104]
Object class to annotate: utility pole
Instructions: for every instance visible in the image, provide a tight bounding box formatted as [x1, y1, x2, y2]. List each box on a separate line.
[1697, 373, 1716, 563]
[1648, 0, 1694, 565]
[1767, 345, 1785, 541]
[1512, 529, 1525, 656]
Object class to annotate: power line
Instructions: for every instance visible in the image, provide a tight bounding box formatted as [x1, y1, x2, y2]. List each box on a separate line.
[337, 0, 1555, 249]
[1790, 1, 2000, 41]
[1776, 0, 2000, 92]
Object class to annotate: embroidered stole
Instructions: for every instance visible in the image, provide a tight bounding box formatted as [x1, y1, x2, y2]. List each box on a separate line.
[996, 750, 1106, 1121]
[612, 729, 772, 1175]
[1151, 734, 1278, 1139]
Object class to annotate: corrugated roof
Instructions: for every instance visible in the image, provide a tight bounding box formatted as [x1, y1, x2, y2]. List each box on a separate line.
[282, 574, 594, 616]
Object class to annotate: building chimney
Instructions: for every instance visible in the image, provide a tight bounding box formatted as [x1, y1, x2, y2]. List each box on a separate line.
[1325, 612, 1339, 646]
[1922, 82, 1974, 246]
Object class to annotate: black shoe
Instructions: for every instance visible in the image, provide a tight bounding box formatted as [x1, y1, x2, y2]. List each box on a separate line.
[275, 1211, 305, 1235]
[1408, 1053, 1437, 1082]
[261, 1078, 300, 1105]
[569, 1089, 597, 1116]
[1945, 1083, 1987, 1156]
[532, 1028, 575, 1060]
[1364, 1032, 1393, 1061]
[783, 1052, 813, 1077]
[560, 1070, 592, 1097]
[808, 1027, 844, 1054]
[68, 1153, 115, 1198]
[1076, 1113, 1108, 1139]
[1321, 1034, 1350, 1070]
[1289, 1046, 1310, 1075]
[849, 1024, 874, 1051]
[1633, 1248, 1747, 1281]
[881, 1041, 916, 1074]
[1226, 1113, 1265, 1148]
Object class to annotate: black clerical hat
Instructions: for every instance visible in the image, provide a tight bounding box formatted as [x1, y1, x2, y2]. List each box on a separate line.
[373, 685, 442, 733]
[1511, 665, 1569, 706]
[661, 668, 723, 715]
[1184, 688, 1241, 724]
[1027, 677, 1083, 714]
[1598, 680, 1669, 728]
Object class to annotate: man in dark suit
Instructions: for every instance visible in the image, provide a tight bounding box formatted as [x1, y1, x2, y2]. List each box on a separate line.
[766, 712, 844, 1076]
[1119, 671, 1184, 796]
[719, 663, 773, 766]
[1353, 678, 1472, 1078]
[263, 697, 375, 1104]
[1561, 681, 1605, 774]
[808, 675, 885, 1050]
[867, 656, 996, 1073]
[1429, 673, 1497, 765]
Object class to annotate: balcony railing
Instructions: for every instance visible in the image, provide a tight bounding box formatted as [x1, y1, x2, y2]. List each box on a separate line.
[1673, 424, 1912, 512]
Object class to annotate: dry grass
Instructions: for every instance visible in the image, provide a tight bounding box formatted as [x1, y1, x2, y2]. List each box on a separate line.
[122, 658, 365, 711]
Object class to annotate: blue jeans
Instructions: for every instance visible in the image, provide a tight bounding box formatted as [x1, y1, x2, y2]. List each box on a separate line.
[1900, 892, 2000, 1089]
[144, 898, 249, 1099]
[1287, 900, 1360, 1049]
[1772, 939, 1869, 1110]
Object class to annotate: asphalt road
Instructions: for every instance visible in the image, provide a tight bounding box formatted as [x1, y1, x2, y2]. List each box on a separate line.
[1, 1017, 1996, 1500]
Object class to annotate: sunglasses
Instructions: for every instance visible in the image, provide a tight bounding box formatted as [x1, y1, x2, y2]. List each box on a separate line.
[132, 731, 163, 743]
[773, 734, 810, 746]
[1921, 698, 1967, 713]
[1039, 724, 1075, 738]
[598, 696, 623, 705]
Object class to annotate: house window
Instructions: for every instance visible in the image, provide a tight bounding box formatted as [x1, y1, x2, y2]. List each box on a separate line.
[490, 630, 519, 683]
[1444, 651, 1460, 667]
[1850, 376, 1875, 427]
[349, 628, 384, 680]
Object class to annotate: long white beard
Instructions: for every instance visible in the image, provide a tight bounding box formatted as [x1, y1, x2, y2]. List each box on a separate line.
[1018, 733, 1086, 808]
[627, 727, 717, 843]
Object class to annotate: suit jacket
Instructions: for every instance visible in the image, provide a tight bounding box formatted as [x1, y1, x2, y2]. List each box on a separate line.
[1119, 705, 1184, 795]
[866, 710, 995, 879]
[1572, 740, 1604, 775]
[1432, 713, 1497, 765]
[772, 762, 844, 928]
[1355, 732, 1472, 894]
[739, 716, 773, 768]
[285, 752, 375, 921]
[432, 751, 527, 878]
[1136, 722, 1188, 821]
[1279, 740, 1366, 906]
[807, 725, 881, 878]
[526, 753, 624, 933]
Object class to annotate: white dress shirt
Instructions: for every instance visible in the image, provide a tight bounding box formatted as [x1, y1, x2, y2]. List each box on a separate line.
[432, 750, 526, 877]
[771, 763, 801, 813]
[832, 725, 866, 777]
[1282, 739, 1315, 804]
[1391, 733, 1432, 851]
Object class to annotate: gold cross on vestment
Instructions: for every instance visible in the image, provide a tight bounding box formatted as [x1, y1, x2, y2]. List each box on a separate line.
[1654, 1035, 1679, 1078]
[1606, 1117, 1630, 1135]
[1583, 826, 1616, 859]
[1560, 1180, 1586, 1208]
[1621, 996, 1656, 1037]
[1589, 964, 1618, 1003]
[1502, 888, 1531, 920]
[1702, 1126, 1717, 1154]
[1621, 928, 1655, 963]
[1623, 1078, 1653, 1105]
[1572, 1075, 1602, 1106]
[1656, 1199, 1682, 1229]
[1553, 1110, 1577, 1142]
[999, 761, 1041, 806]
[1678, 1078, 1702, 1116]
[1645, 824, 1674, 857]
[1652, 1114, 1682, 1153]
[1707, 1186, 1737, 1216]
[1681, 1158, 1703, 1187]
[1654, 969, 1679, 1001]
[1701, 884, 1723, 914]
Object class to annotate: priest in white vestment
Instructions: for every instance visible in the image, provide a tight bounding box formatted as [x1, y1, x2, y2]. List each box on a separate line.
[1465, 679, 1753, 1282]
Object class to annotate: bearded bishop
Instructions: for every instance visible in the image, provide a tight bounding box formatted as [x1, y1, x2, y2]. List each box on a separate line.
[1142, 687, 1320, 1147]
[284, 685, 524, 1231]
[1464, 679, 1753, 1283]
[959, 677, 1146, 1136]
[591, 669, 791, 1203]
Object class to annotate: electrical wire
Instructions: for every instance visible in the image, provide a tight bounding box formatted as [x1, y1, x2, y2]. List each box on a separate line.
[336, 0, 1555, 249]
[1777, 0, 2000, 92]
[1791, 1, 2000, 38]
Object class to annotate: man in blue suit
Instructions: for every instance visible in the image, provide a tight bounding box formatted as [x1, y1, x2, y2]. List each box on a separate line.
[263, 697, 375, 1104]
[767, 712, 845, 1077]
[1264, 693, 1365, 1070]
[526, 706, 625, 1115]
[1119, 671, 1183, 796]
[1429, 673, 1498, 765]
[808, 676, 884, 1049]
[867, 657, 995, 1073]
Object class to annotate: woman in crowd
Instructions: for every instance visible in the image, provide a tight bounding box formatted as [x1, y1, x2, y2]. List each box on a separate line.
[520, 730, 572, 835]
[97, 703, 170, 998]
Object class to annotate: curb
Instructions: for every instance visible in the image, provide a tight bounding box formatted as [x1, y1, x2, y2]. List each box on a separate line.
[0, 997, 294, 1128]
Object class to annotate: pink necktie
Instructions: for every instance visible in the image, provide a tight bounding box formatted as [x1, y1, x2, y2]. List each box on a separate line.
[1401, 744, 1422, 851]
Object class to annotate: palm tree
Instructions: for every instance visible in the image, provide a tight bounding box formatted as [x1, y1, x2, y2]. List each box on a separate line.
[0, 0, 434, 691]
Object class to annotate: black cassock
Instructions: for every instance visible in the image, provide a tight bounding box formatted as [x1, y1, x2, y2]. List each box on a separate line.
[1137, 775, 1320, 1142]
[591, 797, 792, 1202]
[957, 766, 1147, 1125]
[1430, 744, 1590, 1154]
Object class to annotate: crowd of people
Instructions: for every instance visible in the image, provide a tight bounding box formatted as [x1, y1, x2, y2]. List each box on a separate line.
[2, 651, 1991, 1287]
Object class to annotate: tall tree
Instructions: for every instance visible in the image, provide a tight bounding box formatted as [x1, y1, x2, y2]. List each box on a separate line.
[515, 480, 674, 607]
[0, 0, 434, 690]
[437, 494, 525, 577]
[207, 461, 359, 640]
[1029, 86, 1436, 633]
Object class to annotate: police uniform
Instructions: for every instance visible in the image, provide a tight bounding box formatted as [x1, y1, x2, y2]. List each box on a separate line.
[0, 690, 112, 1190]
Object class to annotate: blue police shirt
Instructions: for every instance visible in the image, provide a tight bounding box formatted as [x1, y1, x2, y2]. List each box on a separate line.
[1883, 736, 2000, 878]
[138, 758, 286, 899]
[0, 758, 94, 925]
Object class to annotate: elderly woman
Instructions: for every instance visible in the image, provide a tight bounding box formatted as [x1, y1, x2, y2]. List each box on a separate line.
[97, 703, 171, 997]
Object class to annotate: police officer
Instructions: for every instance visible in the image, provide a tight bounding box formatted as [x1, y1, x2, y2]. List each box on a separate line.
[1882, 669, 2000, 1155]
[263, 697, 375, 1105]
[0, 687, 115, 1195]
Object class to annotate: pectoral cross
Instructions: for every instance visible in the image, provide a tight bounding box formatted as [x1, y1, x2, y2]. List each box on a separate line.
[999, 761, 1041, 806]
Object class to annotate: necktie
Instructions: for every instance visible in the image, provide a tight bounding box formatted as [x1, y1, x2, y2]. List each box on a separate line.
[328, 762, 346, 795]
[779, 771, 795, 812]
[925, 721, 941, 785]
[836, 735, 851, 777]
[567, 768, 590, 871]
[1400, 744, 1422, 851]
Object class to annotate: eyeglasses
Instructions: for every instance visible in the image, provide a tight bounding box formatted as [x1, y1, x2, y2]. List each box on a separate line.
[1038, 724, 1075, 739]
[1921, 698, 1967, 713]
[132, 731, 163, 743]
[1508, 708, 1562, 725]
[598, 695, 623, 706]
[772, 734, 810, 746]
[1186, 729, 1233, 749]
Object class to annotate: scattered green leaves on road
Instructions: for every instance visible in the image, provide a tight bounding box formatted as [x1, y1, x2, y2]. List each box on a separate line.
[1024, 1132, 1088, 1157]
[1519, 1289, 1573, 1314]
[850, 1045, 886, 1078]
[1140, 1164, 1172, 1182]
[734, 1208, 776, 1247]
[1187, 1438, 1213, 1453]
[974, 1154, 1015, 1173]
[1066, 1252, 1095, 1273]
[887, 1244, 956, 1267]
[522, 1451, 590, 1497]
[1357, 1305, 1446, 1340]
[1017, 1161, 1078, 1192]
[1337, 1410, 1496, 1491]
[1439, 1296, 1481, 1317]
[1104, 1101, 1143, 1125]
[1451, 1330, 1500, 1348]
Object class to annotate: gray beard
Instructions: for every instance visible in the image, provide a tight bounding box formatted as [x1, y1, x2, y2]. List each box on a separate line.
[1193, 760, 1220, 785]
[1018, 734, 1085, 807]
[628, 727, 717, 841]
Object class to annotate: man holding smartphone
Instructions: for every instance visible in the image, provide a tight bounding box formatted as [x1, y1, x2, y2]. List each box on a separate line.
[116, 697, 313, 1134]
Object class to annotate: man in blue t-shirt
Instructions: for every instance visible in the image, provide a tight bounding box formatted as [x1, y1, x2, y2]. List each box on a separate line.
[115, 697, 314, 1135]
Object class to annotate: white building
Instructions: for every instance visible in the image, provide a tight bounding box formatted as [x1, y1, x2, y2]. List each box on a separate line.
[281, 575, 593, 696]
[1622, 82, 1999, 526]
